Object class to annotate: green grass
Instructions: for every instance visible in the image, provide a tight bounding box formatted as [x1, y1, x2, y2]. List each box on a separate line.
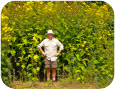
[7, 78, 98, 89]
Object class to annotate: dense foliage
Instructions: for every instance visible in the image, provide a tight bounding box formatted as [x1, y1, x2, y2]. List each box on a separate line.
[1, 1, 114, 88]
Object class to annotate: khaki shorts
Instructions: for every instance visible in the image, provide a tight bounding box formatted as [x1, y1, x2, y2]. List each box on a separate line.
[45, 57, 57, 68]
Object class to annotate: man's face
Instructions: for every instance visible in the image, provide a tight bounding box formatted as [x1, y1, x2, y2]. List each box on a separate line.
[47, 33, 53, 38]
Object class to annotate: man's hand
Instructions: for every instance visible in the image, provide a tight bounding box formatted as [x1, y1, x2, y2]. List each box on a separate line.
[54, 52, 60, 56]
[39, 47, 47, 56]
[42, 52, 47, 56]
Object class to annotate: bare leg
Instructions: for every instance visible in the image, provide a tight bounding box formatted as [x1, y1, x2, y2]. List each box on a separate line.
[52, 68, 56, 81]
[47, 68, 50, 80]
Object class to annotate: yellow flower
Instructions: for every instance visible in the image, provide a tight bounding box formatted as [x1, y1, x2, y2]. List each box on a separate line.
[76, 77, 80, 81]
[49, 8, 52, 11]
[83, 41, 86, 44]
[40, 1, 43, 4]
[33, 33, 38, 37]
[82, 2, 86, 5]
[64, 1, 67, 4]
[26, 7, 32, 12]
[29, 48, 32, 51]
[2, 54, 4, 56]
[103, 35, 105, 38]
[18, 5, 20, 8]
[107, 33, 111, 36]
[32, 36, 38, 42]
[99, 37, 102, 39]
[35, 39, 38, 43]
[1, 14, 8, 20]
[34, 55, 39, 60]
[91, 3, 97, 7]
[81, 44, 85, 47]
[32, 37, 36, 40]
[67, 6, 70, 8]
[102, 5, 108, 11]
[28, 54, 31, 57]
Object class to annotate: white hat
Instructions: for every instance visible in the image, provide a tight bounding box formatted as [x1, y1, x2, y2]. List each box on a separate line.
[47, 30, 54, 35]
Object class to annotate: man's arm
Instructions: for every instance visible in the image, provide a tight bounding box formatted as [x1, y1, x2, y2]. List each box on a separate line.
[54, 39, 64, 56]
[54, 49, 62, 56]
[38, 39, 47, 56]
[39, 47, 47, 56]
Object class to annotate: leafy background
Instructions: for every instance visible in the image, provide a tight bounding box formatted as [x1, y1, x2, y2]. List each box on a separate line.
[1, 1, 114, 88]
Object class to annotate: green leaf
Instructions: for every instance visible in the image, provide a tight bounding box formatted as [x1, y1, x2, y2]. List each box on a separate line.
[2, 68, 9, 73]
[22, 39, 28, 45]
[12, 22, 15, 25]
[33, 68, 37, 74]
[83, 61, 87, 66]
[36, 67, 40, 71]
[76, 54, 81, 61]
[16, 63, 20, 66]
[22, 49, 26, 54]
[11, 50, 16, 56]
[38, 35, 42, 41]
[21, 64, 25, 69]
[27, 64, 33, 69]
[94, 60, 99, 64]
[76, 70, 81, 73]
[32, 77, 38, 81]
[12, 37, 17, 42]
[27, 73, 32, 77]
[63, 66, 69, 72]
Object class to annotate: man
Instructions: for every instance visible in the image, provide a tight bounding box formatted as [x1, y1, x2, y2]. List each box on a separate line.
[38, 30, 64, 82]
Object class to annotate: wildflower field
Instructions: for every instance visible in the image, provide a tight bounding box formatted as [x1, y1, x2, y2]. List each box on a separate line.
[1, 1, 114, 89]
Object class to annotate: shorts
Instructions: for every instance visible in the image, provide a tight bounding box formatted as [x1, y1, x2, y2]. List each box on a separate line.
[45, 57, 57, 68]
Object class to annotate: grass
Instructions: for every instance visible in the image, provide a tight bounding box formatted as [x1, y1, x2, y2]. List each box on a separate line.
[7, 78, 98, 89]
